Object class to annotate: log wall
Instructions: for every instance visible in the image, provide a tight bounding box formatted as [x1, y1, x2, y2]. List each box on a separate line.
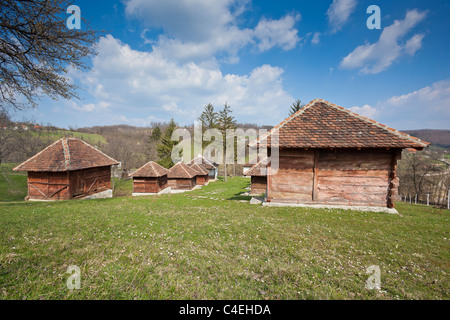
[268, 148, 400, 208]
[133, 176, 168, 193]
[167, 177, 197, 190]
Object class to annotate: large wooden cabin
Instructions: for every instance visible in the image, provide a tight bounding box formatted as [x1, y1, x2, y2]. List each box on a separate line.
[13, 137, 119, 201]
[249, 99, 429, 209]
[131, 161, 170, 195]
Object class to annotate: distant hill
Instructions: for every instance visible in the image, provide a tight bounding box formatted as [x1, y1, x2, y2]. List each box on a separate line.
[403, 129, 450, 148]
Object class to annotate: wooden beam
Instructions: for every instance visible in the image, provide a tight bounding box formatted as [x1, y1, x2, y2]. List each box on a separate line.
[312, 150, 319, 201]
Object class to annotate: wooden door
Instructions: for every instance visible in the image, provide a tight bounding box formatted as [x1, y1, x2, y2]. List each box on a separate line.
[72, 171, 84, 197]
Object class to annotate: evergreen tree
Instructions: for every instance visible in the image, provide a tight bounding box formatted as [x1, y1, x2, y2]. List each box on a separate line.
[157, 119, 178, 168]
[289, 100, 306, 116]
[217, 103, 237, 181]
[150, 126, 162, 142]
[199, 103, 218, 129]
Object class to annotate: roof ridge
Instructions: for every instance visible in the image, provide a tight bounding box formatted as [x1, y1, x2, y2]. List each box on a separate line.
[62, 138, 71, 170]
[250, 99, 429, 148]
[13, 138, 64, 172]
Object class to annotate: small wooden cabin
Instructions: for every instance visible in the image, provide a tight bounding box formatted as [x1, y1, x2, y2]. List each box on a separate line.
[130, 161, 170, 195]
[250, 99, 429, 209]
[187, 155, 219, 180]
[244, 159, 268, 195]
[13, 137, 119, 201]
[167, 162, 198, 190]
[188, 163, 210, 186]
[242, 155, 264, 176]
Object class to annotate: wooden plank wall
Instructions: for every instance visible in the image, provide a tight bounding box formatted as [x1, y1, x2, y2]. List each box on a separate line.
[74, 166, 111, 198]
[133, 176, 168, 193]
[269, 149, 398, 207]
[270, 150, 314, 201]
[27, 172, 70, 200]
[167, 178, 196, 190]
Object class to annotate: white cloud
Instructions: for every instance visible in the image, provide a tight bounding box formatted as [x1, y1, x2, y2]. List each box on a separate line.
[350, 80, 450, 129]
[311, 32, 321, 45]
[349, 104, 377, 118]
[327, 0, 358, 33]
[340, 9, 427, 74]
[124, 0, 300, 62]
[68, 35, 294, 126]
[253, 14, 301, 51]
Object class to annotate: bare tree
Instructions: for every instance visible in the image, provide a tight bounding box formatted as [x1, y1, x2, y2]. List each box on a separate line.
[103, 136, 135, 178]
[0, 0, 100, 110]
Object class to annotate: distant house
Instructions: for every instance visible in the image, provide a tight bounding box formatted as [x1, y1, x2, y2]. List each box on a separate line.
[187, 155, 219, 180]
[130, 161, 170, 196]
[13, 137, 119, 201]
[188, 163, 210, 186]
[244, 158, 268, 195]
[249, 99, 429, 210]
[167, 162, 198, 190]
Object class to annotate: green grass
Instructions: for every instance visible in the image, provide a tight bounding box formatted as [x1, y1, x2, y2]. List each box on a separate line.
[0, 163, 27, 202]
[0, 177, 448, 300]
[31, 130, 107, 145]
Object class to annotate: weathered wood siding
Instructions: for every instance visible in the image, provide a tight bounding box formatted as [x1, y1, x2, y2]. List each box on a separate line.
[27, 172, 70, 200]
[268, 149, 400, 208]
[133, 176, 168, 193]
[71, 166, 112, 198]
[167, 177, 197, 190]
[196, 174, 209, 186]
[270, 149, 314, 201]
[250, 176, 267, 195]
[27, 166, 112, 200]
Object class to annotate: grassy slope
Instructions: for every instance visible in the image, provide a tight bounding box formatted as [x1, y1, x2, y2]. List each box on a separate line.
[0, 177, 448, 300]
[32, 130, 107, 145]
[0, 164, 28, 202]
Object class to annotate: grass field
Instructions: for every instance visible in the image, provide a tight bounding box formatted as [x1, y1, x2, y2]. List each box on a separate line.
[0, 177, 448, 300]
[0, 163, 28, 202]
[31, 130, 107, 145]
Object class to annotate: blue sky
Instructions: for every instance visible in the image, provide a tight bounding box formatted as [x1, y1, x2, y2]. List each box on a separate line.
[14, 0, 450, 130]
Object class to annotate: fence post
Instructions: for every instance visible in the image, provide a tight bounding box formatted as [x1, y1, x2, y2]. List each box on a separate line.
[448, 190, 449, 210]
[409, 194, 411, 204]
[415, 194, 417, 205]
[427, 193, 429, 206]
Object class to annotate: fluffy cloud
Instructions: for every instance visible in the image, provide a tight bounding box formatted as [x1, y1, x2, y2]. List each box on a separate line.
[350, 80, 450, 129]
[348, 104, 377, 118]
[253, 14, 301, 51]
[124, 0, 300, 62]
[340, 9, 427, 74]
[327, 0, 358, 33]
[68, 35, 294, 126]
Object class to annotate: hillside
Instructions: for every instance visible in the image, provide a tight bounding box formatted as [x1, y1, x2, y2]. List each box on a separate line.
[403, 129, 450, 148]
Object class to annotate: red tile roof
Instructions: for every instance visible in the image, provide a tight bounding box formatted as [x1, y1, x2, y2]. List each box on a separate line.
[13, 137, 119, 172]
[131, 161, 170, 178]
[188, 163, 210, 175]
[168, 162, 198, 179]
[244, 158, 268, 177]
[186, 155, 218, 170]
[250, 99, 430, 149]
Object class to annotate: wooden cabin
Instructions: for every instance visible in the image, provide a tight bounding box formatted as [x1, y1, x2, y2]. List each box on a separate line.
[130, 161, 170, 195]
[249, 99, 429, 209]
[188, 163, 210, 186]
[244, 159, 268, 195]
[13, 137, 119, 201]
[167, 162, 198, 190]
[187, 155, 219, 180]
[242, 155, 264, 176]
